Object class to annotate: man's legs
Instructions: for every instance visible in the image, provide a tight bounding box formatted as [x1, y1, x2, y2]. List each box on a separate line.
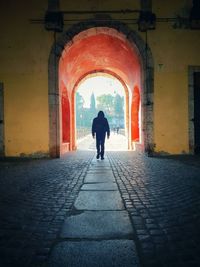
[96, 136, 100, 159]
[96, 134, 106, 159]
[100, 135, 106, 160]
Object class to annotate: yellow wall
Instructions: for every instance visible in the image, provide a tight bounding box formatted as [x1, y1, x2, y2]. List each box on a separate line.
[151, 0, 200, 154]
[0, 1, 52, 156]
[111, 0, 199, 154]
[0, 0, 200, 156]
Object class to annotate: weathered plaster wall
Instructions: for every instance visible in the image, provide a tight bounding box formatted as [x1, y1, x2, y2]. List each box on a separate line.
[149, 1, 200, 153]
[0, 1, 51, 156]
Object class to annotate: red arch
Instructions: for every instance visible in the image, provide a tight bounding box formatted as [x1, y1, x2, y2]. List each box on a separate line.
[71, 70, 130, 149]
[58, 27, 142, 153]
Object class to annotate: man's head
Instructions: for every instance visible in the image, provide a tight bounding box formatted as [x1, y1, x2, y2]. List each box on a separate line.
[97, 111, 105, 118]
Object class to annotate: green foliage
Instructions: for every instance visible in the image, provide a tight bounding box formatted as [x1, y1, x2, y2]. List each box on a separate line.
[76, 92, 125, 129]
[76, 92, 84, 127]
[114, 94, 124, 115]
[76, 92, 84, 110]
[96, 93, 124, 128]
[90, 93, 96, 112]
[96, 94, 114, 115]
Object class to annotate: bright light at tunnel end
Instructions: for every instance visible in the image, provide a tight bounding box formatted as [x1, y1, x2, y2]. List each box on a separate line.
[77, 75, 125, 108]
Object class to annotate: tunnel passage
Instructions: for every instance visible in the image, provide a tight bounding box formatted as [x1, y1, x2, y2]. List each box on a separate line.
[58, 27, 142, 154]
[74, 72, 129, 151]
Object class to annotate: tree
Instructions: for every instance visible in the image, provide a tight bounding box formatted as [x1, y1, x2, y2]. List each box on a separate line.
[95, 93, 125, 129]
[114, 94, 124, 115]
[76, 92, 84, 110]
[114, 94, 124, 128]
[90, 92, 96, 113]
[96, 94, 114, 115]
[76, 92, 84, 127]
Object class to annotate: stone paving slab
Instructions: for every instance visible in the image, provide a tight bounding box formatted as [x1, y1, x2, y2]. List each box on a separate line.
[74, 191, 124, 210]
[60, 211, 133, 239]
[86, 170, 113, 175]
[81, 182, 118, 190]
[48, 240, 140, 267]
[84, 173, 115, 183]
[90, 160, 111, 168]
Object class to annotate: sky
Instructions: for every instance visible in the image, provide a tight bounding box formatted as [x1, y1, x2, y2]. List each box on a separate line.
[77, 75, 125, 108]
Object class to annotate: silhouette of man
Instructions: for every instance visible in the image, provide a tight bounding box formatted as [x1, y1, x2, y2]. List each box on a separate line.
[92, 111, 110, 160]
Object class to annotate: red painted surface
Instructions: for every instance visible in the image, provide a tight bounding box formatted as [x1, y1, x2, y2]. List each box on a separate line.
[131, 86, 140, 141]
[60, 81, 70, 143]
[59, 28, 142, 150]
[61, 32, 141, 93]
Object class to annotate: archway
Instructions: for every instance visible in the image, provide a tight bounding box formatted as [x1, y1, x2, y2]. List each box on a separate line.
[48, 20, 154, 157]
[74, 71, 130, 151]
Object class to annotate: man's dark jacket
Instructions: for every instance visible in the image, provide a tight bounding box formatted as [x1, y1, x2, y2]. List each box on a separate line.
[92, 111, 110, 138]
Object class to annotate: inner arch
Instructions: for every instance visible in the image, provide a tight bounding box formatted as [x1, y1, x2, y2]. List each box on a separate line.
[74, 72, 129, 151]
[59, 27, 142, 153]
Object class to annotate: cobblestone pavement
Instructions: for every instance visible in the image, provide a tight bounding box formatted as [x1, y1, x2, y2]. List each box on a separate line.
[0, 151, 200, 267]
[108, 152, 200, 267]
[0, 152, 93, 267]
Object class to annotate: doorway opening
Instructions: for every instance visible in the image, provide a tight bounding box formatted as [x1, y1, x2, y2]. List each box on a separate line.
[189, 66, 200, 154]
[75, 73, 129, 151]
[0, 83, 4, 157]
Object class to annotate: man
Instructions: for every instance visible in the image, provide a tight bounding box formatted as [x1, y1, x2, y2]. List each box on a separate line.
[92, 111, 110, 160]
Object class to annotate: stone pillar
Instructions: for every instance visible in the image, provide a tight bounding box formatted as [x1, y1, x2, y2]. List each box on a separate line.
[48, 44, 60, 158]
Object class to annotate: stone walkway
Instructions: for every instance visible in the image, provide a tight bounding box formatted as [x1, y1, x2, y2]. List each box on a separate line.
[48, 157, 140, 266]
[0, 151, 200, 267]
